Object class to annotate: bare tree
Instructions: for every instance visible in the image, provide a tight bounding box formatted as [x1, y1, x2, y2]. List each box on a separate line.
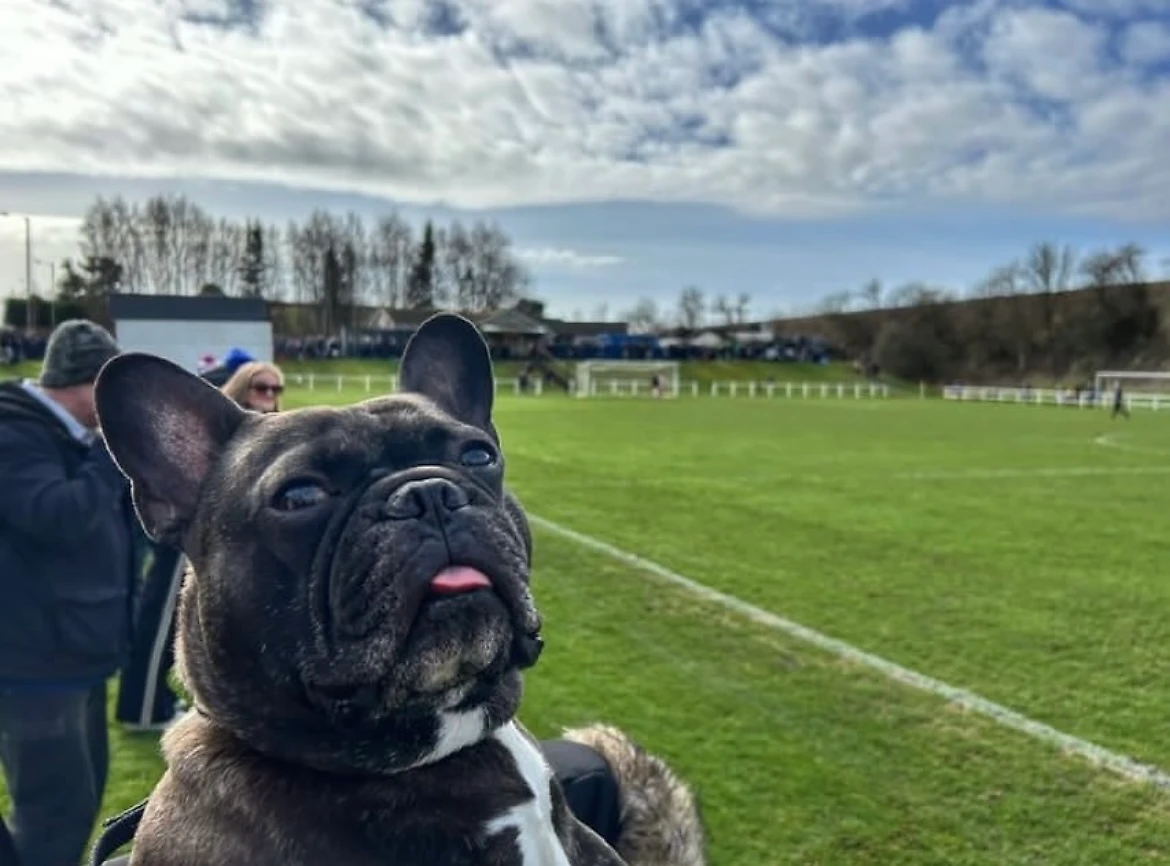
[1114, 242, 1146, 284]
[1022, 242, 1076, 294]
[817, 290, 853, 314]
[625, 297, 660, 333]
[263, 223, 285, 299]
[438, 221, 475, 309]
[207, 218, 244, 296]
[711, 293, 734, 325]
[465, 221, 528, 311]
[1080, 244, 1145, 287]
[71, 197, 538, 325]
[973, 264, 1023, 298]
[677, 286, 705, 330]
[186, 209, 214, 294]
[287, 211, 337, 319]
[370, 213, 413, 308]
[859, 278, 882, 309]
[79, 196, 144, 292]
[340, 212, 370, 305]
[733, 291, 752, 323]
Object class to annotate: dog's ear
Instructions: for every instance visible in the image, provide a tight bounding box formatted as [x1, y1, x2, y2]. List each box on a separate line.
[399, 313, 496, 437]
[95, 353, 246, 541]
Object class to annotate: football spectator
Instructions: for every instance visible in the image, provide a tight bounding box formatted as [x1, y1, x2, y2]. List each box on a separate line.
[0, 320, 139, 866]
[221, 361, 285, 414]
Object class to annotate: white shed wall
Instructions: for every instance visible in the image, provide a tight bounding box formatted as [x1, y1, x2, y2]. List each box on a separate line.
[114, 319, 273, 373]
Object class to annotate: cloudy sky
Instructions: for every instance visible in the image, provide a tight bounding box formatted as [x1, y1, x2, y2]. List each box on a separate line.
[1, 0, 1169, 320]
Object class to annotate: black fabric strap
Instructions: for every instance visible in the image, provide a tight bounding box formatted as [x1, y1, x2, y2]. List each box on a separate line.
[89, 799, 149, 866]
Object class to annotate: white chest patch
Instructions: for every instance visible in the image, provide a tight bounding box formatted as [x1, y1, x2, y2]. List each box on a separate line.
[485, 723, 573, 866]
[408, 708, 487, 770]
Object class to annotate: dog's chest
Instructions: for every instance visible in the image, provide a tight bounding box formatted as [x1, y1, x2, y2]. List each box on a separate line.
[483, 723, 573, 866]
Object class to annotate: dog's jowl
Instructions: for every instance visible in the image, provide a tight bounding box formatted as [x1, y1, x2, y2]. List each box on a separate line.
[94, 314, 705, 866]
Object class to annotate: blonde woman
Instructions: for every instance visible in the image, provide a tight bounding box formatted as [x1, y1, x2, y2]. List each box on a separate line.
[221, 361, 285, 414]
[116, 360, 286, 732]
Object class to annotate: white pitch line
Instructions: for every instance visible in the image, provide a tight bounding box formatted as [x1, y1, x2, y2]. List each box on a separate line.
[529, 514, 1170, 791]
[894, 465, 1170, 481]
[1094, 433, 1170, 457]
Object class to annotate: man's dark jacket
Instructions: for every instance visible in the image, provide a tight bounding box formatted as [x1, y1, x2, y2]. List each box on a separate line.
[0, 381, 139, 683]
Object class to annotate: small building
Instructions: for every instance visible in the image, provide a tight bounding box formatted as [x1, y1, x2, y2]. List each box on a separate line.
[108, 294, 273, 373]
[472, 307, 553, 358]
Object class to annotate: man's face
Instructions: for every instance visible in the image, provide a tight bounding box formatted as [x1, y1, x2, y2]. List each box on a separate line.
[74, 384, 99, 430]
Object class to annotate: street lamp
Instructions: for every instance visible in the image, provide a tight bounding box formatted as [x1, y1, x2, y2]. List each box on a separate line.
[0, 211, 32, 327]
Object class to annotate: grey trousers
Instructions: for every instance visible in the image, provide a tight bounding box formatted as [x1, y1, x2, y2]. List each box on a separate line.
[0, 682, 109, 866]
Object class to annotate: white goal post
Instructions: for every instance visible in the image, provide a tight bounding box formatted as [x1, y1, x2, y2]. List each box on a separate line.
[574, 360, 681, 398]
[1094, 370, 1170, 394]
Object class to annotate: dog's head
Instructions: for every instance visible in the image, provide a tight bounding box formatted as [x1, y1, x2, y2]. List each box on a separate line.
[96, 314, 541, 774]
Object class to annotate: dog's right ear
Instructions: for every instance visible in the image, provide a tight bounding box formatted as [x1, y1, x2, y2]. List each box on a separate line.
[95, 353, 246, 542]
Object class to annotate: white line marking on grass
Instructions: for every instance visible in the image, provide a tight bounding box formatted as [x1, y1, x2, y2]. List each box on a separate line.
[894, 465, 1170, 481]
[529, 514, 1170, 791]
[1094, 433, 1170, 457]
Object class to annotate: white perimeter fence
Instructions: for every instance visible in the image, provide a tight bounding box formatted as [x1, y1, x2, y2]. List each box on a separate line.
[942, 385, 1170, 411]
[286, 373, 893, 400]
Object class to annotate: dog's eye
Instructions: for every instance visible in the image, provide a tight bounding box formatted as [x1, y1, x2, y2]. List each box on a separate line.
[274, 481, 330, 511]
[459, 444, 497, 468]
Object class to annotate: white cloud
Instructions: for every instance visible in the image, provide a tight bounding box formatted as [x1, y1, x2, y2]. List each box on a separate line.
[1060, 0, 1169, 17]
[517, 247, 625, 268]
[1121, 20, 1170, 65]
[0, 0, 1168, 221]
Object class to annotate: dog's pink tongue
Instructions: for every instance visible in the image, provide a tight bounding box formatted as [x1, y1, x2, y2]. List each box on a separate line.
[430, 566, 492, 595]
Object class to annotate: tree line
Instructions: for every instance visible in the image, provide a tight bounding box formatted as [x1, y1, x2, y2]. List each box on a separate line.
[803, 241, 1166, 381]
[620, 288, 755, 333]
[49, 194, 532, 333]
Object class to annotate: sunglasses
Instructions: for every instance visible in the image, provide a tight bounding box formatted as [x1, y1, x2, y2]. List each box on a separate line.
[250, 382, 284, 397]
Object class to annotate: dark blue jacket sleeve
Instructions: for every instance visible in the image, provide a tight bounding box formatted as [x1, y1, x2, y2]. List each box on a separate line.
[0, 421, 129, 548]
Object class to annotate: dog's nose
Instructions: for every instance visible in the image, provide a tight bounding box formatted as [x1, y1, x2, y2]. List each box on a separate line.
[383, 478, 470, 521]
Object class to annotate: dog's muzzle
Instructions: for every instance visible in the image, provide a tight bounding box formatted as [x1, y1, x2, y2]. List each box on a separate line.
[350, 471, 544, 670]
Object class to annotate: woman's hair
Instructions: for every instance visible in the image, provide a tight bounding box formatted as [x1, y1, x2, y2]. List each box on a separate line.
[221, 360, 285, 412]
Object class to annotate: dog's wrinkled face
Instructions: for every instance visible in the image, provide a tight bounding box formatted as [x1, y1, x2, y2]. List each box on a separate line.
[95, 315, 541, 774]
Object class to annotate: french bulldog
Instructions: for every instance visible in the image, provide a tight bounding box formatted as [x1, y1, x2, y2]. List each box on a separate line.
[94, 314, 706, 866]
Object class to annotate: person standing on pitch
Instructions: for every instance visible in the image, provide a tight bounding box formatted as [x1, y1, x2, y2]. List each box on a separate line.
[0, 320, 140, 866]
[1112, 382, 1130, 420]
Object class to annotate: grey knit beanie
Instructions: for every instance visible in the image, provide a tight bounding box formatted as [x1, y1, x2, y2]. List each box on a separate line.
[39, 320, 120, 388]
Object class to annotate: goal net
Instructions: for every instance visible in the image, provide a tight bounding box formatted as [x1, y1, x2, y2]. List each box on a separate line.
[574, 360, 681, 398]
[1093, 371, 1170, 408]
[1094, 371, 1170, 394]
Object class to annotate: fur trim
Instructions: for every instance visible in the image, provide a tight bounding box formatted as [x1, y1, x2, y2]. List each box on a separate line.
[561, 724, 707, 866]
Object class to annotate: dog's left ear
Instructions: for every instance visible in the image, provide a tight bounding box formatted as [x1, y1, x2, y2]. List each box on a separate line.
[399, 313, 496, 438]
[95, 353, 246, 542]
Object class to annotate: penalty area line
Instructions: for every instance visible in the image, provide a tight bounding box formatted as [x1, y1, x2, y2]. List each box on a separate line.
[529, 513, 1170, 792]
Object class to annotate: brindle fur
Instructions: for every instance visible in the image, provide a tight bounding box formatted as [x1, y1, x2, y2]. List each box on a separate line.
[95, 314, 705, 866]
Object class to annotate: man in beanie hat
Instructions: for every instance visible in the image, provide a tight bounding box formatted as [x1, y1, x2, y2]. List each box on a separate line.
[0, 319, 143, 866]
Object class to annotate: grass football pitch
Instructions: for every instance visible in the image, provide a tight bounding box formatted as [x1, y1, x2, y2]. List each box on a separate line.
[10, 389, 1170, 864]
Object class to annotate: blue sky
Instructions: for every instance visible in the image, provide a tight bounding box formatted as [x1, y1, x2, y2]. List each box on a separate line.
[1, 0, 1169, 321]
